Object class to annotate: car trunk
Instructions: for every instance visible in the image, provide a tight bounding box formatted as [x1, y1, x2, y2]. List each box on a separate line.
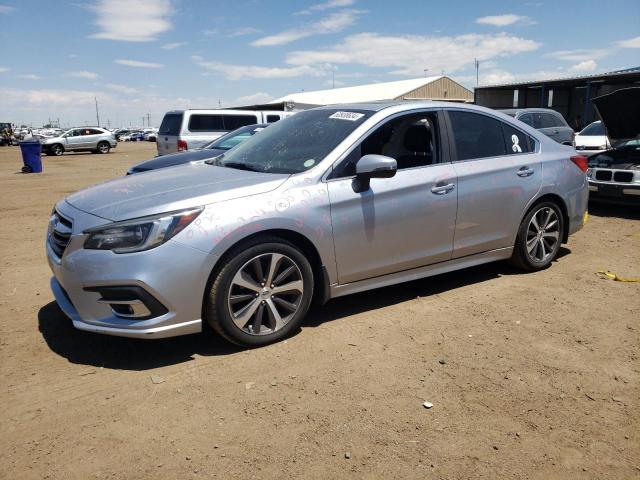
[157, 112, 183, 156]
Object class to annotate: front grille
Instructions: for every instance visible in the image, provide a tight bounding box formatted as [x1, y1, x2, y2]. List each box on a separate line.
[614, 171, 633, 183]
[48, 211, 72, 258]
[595, 170, 612, 181]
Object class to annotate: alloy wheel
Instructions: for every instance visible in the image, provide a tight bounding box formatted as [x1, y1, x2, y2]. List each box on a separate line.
[98, 143, 109, 153]
[526, 207, 560, 263]
[227, 253, 304, 335]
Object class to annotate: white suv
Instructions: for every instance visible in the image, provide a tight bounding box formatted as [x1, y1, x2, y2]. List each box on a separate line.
[42, 127, 117, 156]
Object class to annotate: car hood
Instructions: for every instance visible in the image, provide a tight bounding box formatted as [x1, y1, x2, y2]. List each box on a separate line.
[129, 148, 225, 173]
[592, 87, 640, 147]
[66, 162, 289, 221]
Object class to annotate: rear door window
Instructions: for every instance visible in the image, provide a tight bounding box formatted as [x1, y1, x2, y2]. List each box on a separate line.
[448, 111, 507, 161]
[501, 123, 534, 154]
[159, 113, 183, 135]
[266, 115, 281, 123]
[222, 114, 258, 130]
[188, 114, 224, 131]
[518, 113, 533, 127]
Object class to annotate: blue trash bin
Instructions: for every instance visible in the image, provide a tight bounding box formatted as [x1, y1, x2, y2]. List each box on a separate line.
[19, 140, 42, 173]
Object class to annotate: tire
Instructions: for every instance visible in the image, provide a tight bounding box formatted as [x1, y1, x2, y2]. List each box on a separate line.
[510, 201, 564, 271]
[205, 236, 314, 347]
[50, 144, 64, 156]
[96, 141, 110, 154]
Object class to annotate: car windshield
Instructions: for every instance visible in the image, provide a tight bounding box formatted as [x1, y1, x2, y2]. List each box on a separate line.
[210, 109, 373, 174]
[580, 122, 605, 136]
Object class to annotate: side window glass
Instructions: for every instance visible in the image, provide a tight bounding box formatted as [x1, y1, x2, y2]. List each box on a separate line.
[502, 123, 534, 154]
[266, 115, 280, 123]
[331, 112, 439, 178]
[223, 115, 258, 130]
[538, 113, 561, 128]
[449, 111, 507, 161]
[532, 113, 543, 129]
[189, 114, 224, 131]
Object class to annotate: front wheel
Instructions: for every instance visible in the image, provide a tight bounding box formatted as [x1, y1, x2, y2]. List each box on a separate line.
[50, 144, 64, 156]
[510, 201, 564, 271]
[205, 237, 314, 347]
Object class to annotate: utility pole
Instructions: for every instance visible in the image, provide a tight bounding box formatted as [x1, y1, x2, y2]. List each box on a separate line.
[424, 68, 429, 78]
[94, 97, 100, 127]
[142, 116, 145, 128]
[146, 113, 150, 127]
[474, 58, 480, 87]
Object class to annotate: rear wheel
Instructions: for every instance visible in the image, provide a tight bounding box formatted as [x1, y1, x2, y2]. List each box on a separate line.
[50, 144, 64, 156]
[510, 201, 564, 271]
[96, 141, 110, 154]
[205, 236, 314, 347]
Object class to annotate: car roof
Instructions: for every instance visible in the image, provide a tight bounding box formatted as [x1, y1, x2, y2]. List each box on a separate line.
[499, 108, 561, 115]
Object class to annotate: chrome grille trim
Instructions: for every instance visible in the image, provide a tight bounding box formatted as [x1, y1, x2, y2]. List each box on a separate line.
[48, 210, 73, 258]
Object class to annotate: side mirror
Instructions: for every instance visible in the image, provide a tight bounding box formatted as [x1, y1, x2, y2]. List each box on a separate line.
[352, 154, 397, 193]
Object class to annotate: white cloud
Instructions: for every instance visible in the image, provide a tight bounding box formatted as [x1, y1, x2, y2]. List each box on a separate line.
[226, 27, 261, 37]
[234, 92, 275, 105]
[252, 10, 363, 47]
[203, 29, 219, 36]
[615, 36, 640, 48]
[296, 0, 356, 15]
[115, 59, 164, 68]
[0, 66, 9, 73]
[105, 83, 139, 94]
[0, 4, 14, 13]
[286, 32, 540, 76]
[568, 59, 597, 73]
[3, 88, 105, 107]
[546, 48, 610, 62]
[192, 56, 323, 80]
[476, 14, 534, 27]
[161, 42, 188, 49]
[17, 74, 42, 80]
[66, 70, 99, 79]
[90, 0, 172, 42]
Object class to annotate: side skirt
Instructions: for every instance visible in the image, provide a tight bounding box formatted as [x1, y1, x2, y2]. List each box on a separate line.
[329, 247, 514, 299]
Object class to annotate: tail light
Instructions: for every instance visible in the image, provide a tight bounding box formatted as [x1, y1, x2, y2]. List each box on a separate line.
[177, 139, 188, 151]
[570, 154, 588, 173]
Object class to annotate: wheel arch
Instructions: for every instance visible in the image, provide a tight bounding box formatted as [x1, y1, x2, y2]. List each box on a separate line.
[201, 228, 331, 322]
[523, 193, 570, 243]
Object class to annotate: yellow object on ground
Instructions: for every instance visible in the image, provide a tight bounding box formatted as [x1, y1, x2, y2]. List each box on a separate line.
[596, 271, 640, 283]
[583, 211, 589, 225]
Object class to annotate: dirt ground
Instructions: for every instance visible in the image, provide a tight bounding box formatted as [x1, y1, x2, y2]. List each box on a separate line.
[0, 142, 638, 479]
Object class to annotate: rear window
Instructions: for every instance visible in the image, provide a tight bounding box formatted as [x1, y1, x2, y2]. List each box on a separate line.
[159, 113, 183, 135]
[537, 113, 564, 128]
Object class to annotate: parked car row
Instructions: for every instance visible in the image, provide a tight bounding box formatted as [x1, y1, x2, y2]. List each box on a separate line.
[46, 100, 591, 348]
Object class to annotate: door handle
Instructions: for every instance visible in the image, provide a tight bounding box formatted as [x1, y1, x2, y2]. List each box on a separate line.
[517, 166, 534, 177]
[431, 183, 455, 195]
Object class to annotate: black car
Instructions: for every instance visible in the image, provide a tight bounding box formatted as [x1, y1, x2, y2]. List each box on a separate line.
[127, 124, 268, 175]
[586, 88, 640, 205]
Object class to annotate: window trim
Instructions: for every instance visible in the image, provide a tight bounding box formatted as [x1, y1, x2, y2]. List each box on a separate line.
[323, 108, 449, 182]
[444, 109, 539, 164]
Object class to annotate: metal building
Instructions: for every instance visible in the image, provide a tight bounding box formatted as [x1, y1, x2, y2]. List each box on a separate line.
[474, 66, 640, 130]
[239, 76, 473, 111]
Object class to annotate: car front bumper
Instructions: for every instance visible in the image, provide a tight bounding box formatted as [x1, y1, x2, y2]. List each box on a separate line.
[588, 180, 640, 205]
[47, 203, 217, 339]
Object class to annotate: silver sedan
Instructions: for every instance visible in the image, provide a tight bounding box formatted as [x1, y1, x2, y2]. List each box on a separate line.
[46, 102, 588, 346]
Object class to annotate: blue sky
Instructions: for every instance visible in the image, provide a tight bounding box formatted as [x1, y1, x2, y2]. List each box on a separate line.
[0, 0, 638, 127]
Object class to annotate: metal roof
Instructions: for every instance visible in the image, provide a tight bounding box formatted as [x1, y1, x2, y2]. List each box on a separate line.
[476, 66, 640, 90]
[271, 76, 444, 106]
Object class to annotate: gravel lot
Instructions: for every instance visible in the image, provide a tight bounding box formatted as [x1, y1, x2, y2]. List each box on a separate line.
[1, 142, 638, 479]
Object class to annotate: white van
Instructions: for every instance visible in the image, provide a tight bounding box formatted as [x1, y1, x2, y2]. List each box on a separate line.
[156, 109, 293, 155]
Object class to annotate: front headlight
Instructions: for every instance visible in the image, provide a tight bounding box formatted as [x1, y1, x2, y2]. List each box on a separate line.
[84, 207, 203, 253]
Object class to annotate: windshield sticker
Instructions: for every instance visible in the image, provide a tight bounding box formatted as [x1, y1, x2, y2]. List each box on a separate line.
[511, 134, 522, 153]
[329, 111, 365, 121]
[304, 159, 315, 168]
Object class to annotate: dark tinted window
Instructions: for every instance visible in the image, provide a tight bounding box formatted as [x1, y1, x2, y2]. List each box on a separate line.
[332, 112, 439, 178]
[88, 129, 103, 135]
[222, 114, 258, 130]
[159, 113, 183, 135]
[449, 111, 507, 160]
[189, 114, 224, 131]
[518, 113, 533, 127]
[502, 123, 534, 154]
[218, 108, 373, 174]
[267, 115, 281, 123]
